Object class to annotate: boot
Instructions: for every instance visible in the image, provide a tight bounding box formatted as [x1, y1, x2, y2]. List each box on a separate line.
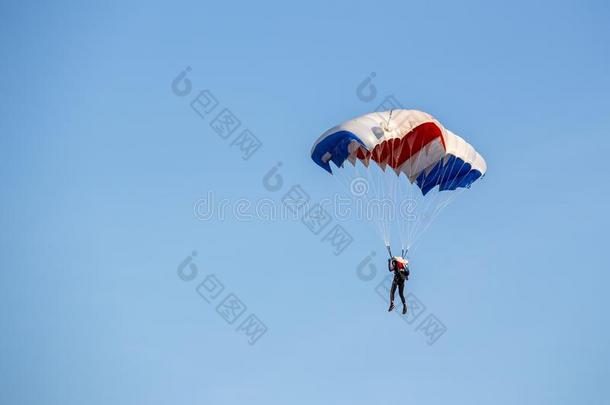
[388, 302, 395, 312]
[402, 304, 407, 315]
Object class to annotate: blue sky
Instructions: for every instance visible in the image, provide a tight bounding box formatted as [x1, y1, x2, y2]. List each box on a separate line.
[1, 0, 609, 404]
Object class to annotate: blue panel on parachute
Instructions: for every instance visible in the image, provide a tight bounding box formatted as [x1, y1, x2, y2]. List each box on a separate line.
[416, 160, 444, 195]
[311, 131, 366, 174]
[456, 170, 483, 188]
[439, 156, 472, 191]
[416, 155, 484, 195]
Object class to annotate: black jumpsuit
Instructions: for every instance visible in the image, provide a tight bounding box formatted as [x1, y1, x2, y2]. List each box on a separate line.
[389, 262, 409, 305]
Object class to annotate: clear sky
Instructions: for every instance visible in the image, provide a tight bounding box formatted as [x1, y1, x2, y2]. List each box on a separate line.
[1, 1, 609, 404]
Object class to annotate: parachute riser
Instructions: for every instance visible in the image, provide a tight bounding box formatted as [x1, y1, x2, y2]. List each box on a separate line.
[386, 245, 392, 258]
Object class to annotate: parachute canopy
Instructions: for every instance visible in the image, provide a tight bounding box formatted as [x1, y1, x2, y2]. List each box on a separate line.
[311, 110, 486, 195]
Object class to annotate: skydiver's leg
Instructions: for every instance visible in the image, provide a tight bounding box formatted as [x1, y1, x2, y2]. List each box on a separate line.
[398, 281, 406, 305]
[388, 280, 397, 311]
[390, 280, 397, 303]
[398, 281, 407, 314]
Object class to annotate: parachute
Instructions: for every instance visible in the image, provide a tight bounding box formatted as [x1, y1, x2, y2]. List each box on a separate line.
[311, 109, 486, 256]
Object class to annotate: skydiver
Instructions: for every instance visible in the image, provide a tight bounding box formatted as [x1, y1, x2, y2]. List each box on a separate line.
[387, 256, 409, 314]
